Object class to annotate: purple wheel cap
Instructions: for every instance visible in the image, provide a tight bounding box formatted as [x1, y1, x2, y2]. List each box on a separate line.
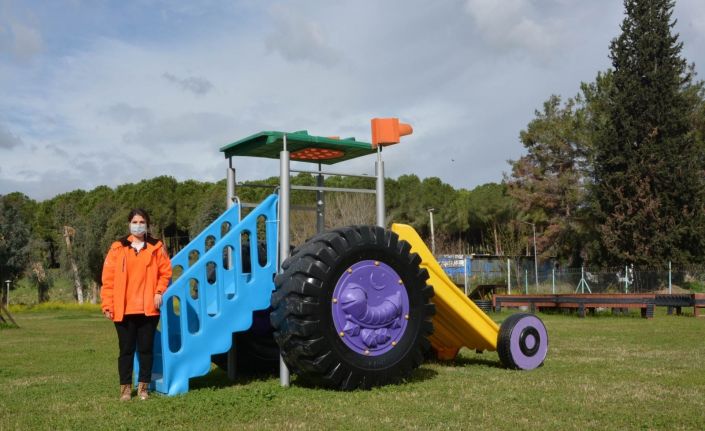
[506, 315, 548, 370]
[332, 260, 409, 356]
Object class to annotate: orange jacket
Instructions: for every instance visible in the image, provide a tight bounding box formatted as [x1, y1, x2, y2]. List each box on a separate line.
[100, 235, 172, 322]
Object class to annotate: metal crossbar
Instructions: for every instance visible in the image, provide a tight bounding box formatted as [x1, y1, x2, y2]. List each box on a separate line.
[290, 168, 373, 179]
[291, 185, 376, 194]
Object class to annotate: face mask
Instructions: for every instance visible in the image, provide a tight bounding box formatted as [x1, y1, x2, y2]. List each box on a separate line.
[130, 223, 147, 236]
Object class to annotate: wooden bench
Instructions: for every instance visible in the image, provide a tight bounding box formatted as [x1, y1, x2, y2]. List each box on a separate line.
[493, 294, 656, 318]
[692, 294, 705, 317]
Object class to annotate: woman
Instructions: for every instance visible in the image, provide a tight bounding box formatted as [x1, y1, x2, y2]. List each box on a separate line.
[101, 208, 172, 401]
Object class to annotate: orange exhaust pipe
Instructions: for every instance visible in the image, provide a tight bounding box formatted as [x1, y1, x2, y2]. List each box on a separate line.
[371, 118, 413, 147]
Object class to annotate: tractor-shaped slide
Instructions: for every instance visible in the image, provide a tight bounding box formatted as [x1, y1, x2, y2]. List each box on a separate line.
[146, 119, 548, 395]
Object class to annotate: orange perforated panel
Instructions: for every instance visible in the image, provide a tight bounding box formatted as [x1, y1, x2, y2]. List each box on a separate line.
[290, 147, 345, 161]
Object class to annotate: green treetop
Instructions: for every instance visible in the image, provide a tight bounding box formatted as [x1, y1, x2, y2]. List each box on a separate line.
[592, 0, 705, 266]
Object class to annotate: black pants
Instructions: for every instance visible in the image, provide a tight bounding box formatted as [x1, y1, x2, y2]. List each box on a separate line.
[114, 314, 160, 385]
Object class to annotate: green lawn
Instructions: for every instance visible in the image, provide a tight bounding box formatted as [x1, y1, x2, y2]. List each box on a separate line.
[1, 308, 704, 430]
[8, 271, 80, 305]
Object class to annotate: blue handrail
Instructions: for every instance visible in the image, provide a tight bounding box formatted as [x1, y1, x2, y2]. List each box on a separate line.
[151, 194, 279, 395]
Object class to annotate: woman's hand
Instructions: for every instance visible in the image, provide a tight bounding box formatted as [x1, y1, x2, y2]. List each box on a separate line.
[103, 309, 113, 320]
[154, 293, 163, 309]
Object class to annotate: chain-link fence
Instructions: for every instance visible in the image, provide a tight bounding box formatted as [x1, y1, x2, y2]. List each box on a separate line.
[437, 256, 705, 296]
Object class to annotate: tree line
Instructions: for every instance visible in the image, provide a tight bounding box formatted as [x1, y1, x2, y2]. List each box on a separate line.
[2, 0, 704, 302]
[0, 174, 520, 303]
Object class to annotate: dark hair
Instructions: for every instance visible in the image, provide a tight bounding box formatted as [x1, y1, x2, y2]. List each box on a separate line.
[127, 208, 150, 227]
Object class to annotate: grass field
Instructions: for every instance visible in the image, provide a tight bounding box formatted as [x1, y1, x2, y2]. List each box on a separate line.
[1, 307, 704, 430]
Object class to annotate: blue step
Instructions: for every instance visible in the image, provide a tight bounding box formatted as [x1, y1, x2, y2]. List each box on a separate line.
[148, 194, 279, 396]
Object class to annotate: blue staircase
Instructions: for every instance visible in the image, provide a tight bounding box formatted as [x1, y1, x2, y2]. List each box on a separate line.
[149, 194, 279, 396]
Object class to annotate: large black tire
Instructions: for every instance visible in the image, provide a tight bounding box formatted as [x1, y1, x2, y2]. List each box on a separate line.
[497, 313, 548, 370]
[211, 309, 280, 375]
[271, 225, 435, 390]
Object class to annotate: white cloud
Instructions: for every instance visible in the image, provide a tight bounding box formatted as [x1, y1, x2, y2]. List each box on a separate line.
[464, 0, 556, 61]
[674, 0, 705, 69]
[265, 4, 340, 67]
[45, 143, 68, 158]
[9, 20, 42, 59]
[123, 112, 237, 148]
[0, 5, 43, 62]
[0, 123, 22, 149]
[0, 0, 703, 201]
[162, 72, 214, 95]
[101, 103, 153, 124]
[0, 169, 86, 200]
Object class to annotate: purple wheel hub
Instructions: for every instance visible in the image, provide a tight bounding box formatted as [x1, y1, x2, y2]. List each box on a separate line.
[332, 260, 409, 356]
[507, 315, 548, 370]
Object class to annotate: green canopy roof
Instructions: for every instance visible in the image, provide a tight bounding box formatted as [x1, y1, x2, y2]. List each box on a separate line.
[220, 130, 375, 165]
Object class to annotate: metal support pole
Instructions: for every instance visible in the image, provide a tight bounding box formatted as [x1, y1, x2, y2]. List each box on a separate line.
[463, 256, 468, 297]
[316, 163, 325, 233]
[668, 261, 672, 294]
[4, 280, 9, 308]
[532, 224, 538, 290]
[375, 146, 385, 228]
[525, 269, 528, 295]
[225, 158, 237, 381]
[575, 266, 591, 294]
[428, 208, 436, 255]
[552, 268, 555, 294]
[624, 265, 628, 294]
[520, 221, 538, 290]
[226, 158, 236, 208]
[507, 259, 511, 295]
[279, 136, 291, 388]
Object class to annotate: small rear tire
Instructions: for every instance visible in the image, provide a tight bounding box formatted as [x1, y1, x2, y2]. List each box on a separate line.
[497, 313, 548, 370]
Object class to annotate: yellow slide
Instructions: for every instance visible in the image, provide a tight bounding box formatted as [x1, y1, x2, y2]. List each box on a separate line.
[392, 223, 500, 359]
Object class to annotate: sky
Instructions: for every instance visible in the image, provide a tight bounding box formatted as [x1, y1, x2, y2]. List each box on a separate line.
[1, 0, 704, 201]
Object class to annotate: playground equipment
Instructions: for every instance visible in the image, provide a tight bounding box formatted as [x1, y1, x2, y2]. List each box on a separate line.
[147, 118, 548, 395]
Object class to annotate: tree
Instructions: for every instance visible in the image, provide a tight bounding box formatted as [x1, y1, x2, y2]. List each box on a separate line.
[74, 188, 120, 304]
[386, 174, 425, 229]
[507, 94, 593, 264]
[592, 0, 705, 266]
[175, 179, 214, 248]
[444, 190, 471, 235]
[467, 183, 517, 256]
[0, 193, 33, 284]
[386, 175, 460, 236]
[51, 190, 87, 302]
[189, 185, 226, 238]
[115, 176, 178, 239]
[418, 177, 457, 237]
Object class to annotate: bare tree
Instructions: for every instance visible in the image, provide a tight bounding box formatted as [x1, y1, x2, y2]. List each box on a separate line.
[325, 192, 375, 228]
[62, 226, 84, 304]
[30, 262, 50, 303]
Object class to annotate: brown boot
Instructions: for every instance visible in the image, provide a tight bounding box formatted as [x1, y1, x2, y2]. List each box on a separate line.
[137, 382, 149, 400]
[119, 384, 131, 401]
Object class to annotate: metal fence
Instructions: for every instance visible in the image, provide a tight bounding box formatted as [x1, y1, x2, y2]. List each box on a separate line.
[437, 256, 705, 296]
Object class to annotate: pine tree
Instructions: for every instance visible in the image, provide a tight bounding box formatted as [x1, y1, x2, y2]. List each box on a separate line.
[592, 0, 705, 266]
